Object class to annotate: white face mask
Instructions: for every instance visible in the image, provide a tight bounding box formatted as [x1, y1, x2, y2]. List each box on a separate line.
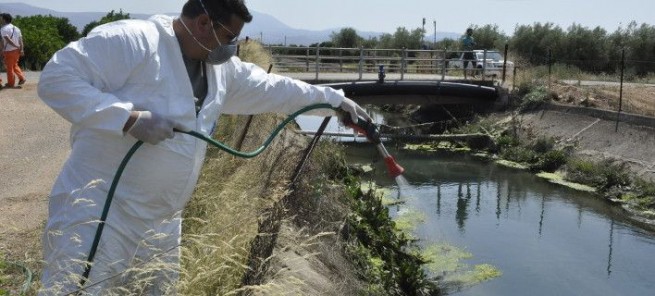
[180, 18, 237, 65]
[205, 43, 237, 65]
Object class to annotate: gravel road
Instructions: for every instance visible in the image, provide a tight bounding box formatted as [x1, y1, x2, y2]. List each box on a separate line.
[0, 72, 70, 253]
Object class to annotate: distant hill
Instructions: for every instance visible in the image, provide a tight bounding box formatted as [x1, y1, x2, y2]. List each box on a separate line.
[0, 2, 459, 46]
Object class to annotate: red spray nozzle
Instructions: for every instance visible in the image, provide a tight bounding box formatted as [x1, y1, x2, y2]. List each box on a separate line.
[340, 113, 405, 179]
[384, 155, 405, 178]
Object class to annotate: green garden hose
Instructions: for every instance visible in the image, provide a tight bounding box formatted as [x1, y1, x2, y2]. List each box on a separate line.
[184, 103, 334, 158]
[78, 103, 336, 289]
[4, 261, 33, 295]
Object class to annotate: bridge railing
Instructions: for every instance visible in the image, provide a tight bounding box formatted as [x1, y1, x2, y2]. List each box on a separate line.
[263, 45, 509, 82]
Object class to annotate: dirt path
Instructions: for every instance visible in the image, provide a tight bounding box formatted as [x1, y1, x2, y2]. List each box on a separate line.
[0, 73, 70, 257]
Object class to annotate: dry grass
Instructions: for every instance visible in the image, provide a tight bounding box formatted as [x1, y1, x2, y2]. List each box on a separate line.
[511, 65, 655, 117]
[238, 40, 274, 72]
[178, 112, 363, 295]
[178, 40, 282, 294]
[179, 114, 308, 295]
[546, 83, 655, 117]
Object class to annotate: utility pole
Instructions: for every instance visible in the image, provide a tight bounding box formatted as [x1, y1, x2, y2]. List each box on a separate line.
[422, 17, 426, 47]
[433, 20, 437, 47]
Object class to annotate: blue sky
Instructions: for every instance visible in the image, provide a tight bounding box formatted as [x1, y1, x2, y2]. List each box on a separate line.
[2, 0, 653, 34]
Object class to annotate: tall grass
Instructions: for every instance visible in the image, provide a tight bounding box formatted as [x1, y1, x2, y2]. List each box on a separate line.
[179, 113, 302, 295]
[178, 40, 293, 295]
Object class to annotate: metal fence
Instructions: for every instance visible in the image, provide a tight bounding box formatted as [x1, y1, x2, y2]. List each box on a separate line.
[264, 45, 511, 83]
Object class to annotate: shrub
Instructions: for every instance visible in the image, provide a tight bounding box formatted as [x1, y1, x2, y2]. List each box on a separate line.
[500, 146, 538, 164]
[531, 149, 568, 172]
[520, 86, 551, 110]
[532, 136, 555, 154]
[566, 159, 631, 192]
[633, 178, 655, 197]
[496, 134, 519, 149]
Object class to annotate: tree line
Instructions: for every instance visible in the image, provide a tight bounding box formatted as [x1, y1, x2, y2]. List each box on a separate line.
[11, 10, 655, 76]
[326, 22, 655, 76]
[14, 10, 130, 70]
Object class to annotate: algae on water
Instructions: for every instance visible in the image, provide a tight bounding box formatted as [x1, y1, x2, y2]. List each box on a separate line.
[495, 159, 529, 170]
[537, 172, 596, 193]
[421, 243, 502, 290]
[393, 208, 426, 233]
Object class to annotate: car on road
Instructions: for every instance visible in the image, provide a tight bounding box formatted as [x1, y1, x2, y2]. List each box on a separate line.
[449, 50, 514, 77]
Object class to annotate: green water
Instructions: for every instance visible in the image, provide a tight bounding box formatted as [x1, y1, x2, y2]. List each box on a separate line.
[348, 146, 655, 296]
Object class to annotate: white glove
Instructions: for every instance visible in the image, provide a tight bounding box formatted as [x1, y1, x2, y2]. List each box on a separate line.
[127, 111, 185, 145]
[339, 97, 371, 124]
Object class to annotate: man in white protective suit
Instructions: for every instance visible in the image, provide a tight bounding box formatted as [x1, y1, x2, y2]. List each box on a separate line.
[37, 0, 370, 294]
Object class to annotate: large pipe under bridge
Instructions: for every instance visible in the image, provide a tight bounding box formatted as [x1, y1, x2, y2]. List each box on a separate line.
[320, 80, 499, 106]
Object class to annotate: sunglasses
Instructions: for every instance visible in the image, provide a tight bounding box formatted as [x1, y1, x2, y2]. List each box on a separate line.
[197, 0, 239, 44]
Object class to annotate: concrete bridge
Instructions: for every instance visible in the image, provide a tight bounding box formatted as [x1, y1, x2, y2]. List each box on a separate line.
[321, 80, 498, 106]
[280, 72, 501, 106]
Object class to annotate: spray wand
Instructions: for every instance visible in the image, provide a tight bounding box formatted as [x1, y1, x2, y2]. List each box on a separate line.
[340, 114, 405, 179]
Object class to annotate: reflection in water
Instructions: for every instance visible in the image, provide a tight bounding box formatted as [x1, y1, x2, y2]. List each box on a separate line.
[436, 184, 442, 216]
[495, 182, 502, 221]
[475, 182, 481, 213]
[455, 183, 469, 232]
[607, 219, 614, 277]
[538, 194, 546, 237]
[436, 177, 624, 279]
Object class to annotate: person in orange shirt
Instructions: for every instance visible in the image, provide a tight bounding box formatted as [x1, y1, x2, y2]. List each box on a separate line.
[0, 13, 26, 89]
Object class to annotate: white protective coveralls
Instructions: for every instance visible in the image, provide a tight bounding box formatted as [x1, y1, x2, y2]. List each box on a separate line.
[38, 15, 345, 295]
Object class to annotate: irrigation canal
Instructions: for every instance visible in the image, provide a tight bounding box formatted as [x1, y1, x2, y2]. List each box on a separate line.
[297, 114, 655, 296]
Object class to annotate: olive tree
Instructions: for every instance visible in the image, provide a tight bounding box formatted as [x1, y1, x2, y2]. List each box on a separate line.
[564, 24, 610, 72]
[82, 10, 131, 36]
[610, 22, 655, 75]
[467, 24, 510, 51]
[14, 15, 77, 70]
[510, 22, 566, 64]
[330, 27, 363, 48]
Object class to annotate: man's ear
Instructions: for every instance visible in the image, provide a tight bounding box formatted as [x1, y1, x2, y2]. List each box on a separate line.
[195, 14, 213, 35]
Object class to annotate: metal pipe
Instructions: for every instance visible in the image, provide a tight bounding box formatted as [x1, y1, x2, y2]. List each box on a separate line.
[315, 44, 320, 81]
[502, 43, 509, 85]
[616, 49, 625, 132]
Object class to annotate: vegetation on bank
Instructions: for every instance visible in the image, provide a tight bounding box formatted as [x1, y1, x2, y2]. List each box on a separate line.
[511, 82, 655, 218]
[346, 183, 439, 295]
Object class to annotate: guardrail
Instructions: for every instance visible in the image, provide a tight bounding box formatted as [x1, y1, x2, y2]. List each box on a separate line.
[264, 45, 511, 83]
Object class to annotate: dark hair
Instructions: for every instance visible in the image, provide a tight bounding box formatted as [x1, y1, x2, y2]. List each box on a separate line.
[1, 13, 12, 23]
[182, 0, 253, 24]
